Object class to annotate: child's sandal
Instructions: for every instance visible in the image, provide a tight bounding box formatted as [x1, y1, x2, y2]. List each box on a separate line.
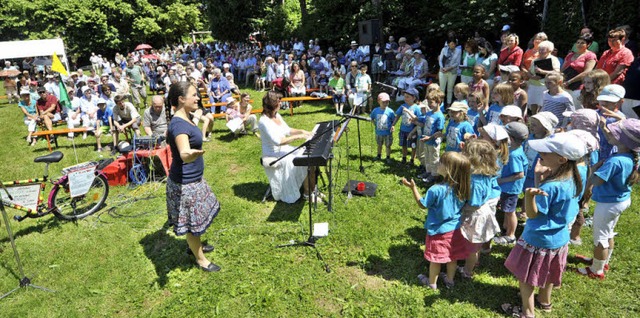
[534, 296, 552, 312]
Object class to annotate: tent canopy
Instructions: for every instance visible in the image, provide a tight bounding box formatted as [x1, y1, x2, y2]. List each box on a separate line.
[0, 38, 69, 70]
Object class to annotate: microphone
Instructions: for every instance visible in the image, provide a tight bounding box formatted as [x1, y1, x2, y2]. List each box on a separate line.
[341, 114, 371, 121]
[374, 81, 398, 93]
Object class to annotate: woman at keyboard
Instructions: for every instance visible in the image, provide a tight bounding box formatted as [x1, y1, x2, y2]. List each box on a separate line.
[259, 91, 318, 203]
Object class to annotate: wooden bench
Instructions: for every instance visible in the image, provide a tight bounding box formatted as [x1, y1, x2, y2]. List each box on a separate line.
[211, 108, 263, 119]
[280, 95, 332, 116]
[32, 127, 88, 152]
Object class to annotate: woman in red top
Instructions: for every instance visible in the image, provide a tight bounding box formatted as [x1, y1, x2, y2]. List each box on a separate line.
[596, 28, 634, 85]
[562, 34, 598, 107]
[497, 34, 523, 80]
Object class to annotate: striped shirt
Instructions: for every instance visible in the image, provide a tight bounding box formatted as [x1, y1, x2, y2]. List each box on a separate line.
[542, 90, 574, 127]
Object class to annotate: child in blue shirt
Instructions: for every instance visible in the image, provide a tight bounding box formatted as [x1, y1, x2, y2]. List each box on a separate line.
[95, 98, 114, 152]
[418, 90, 446, 182]
[503, 132, 586, 318]
[595, 84, 627, 163]
[391, 88, 421, 165]
[370, 92, 396, 162]
[460, 139, 502, 278]
[467, 91, 486, 134]
[479, 83, 514, 127]
[494, 122, 529, 245]
[403, 152, 472, 289]
[577, 118, 640, 280]
[453, 82, 469, 106]
[444, 102, 475, 152]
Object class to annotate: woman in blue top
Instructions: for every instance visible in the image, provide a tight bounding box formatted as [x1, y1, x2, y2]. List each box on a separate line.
[166, 82, 221, 272]
[502, 133, 586, 318]
[577, 119, 640, 280]
[403, 152, 472, 289]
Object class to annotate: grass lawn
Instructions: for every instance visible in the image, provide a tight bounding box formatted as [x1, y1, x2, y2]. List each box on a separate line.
[0, 85, 638, 317]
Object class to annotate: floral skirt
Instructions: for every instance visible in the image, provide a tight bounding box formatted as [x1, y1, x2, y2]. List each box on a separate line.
[460, 197, 501, 243]
[166, 177, 220, 237]
[504, 238, 568, 288]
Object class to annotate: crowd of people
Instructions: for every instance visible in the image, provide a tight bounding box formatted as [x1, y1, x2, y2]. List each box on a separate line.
[3, 21, 640, 316]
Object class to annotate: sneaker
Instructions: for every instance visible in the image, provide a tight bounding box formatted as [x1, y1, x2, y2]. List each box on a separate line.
[574, 255, 610, 271]
[575, 267, 605, 280]
[493, 236, 516, 245]
[254, 131, 261, 138]
[96, 148, 103, 152]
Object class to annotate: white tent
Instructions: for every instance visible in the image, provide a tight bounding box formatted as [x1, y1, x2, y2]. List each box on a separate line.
[0, 38, 69, 70]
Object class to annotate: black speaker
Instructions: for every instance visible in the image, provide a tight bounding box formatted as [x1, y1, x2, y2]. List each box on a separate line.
[358, 19, 381, 45]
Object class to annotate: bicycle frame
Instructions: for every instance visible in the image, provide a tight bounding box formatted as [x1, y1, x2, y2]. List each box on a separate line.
[1, 173, 68, 218]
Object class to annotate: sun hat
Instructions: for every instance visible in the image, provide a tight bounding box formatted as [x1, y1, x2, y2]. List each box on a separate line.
[531, 111, 559, 134]
[483, 123, 509, 141]
[350, 40, 358, 46]
[448, 102, 469, 113]
[566, 129, 599, 153]
[19, 88, 30, 96]
[607, 118, 640, 152]
[413, 49, 423, 55]
[563, 108, 600, 139]
[500, 105, 523, 119]
[81, 86, 91, 94]
[226, 96, 236, 104]
[505, 122, 529, 143]
[404, 49, 413, 56]
[378, 92, 390, 102]
[597, 84, 625, 103]
[527, 132, 588, 161]
[404, 88, 419, 99]
[96, 98, 107, 105]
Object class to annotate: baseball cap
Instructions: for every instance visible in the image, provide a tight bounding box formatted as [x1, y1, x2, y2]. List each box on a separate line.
[482, 123, 509, 141]
[413, 49, 422, 55]
[531, 111, 559, 134]
[597, 84, 625, 103]
[378, 92, 390, 102]
[500, 105, 523, 119]
[505, 122, 529, 142]
[96, 98, 107, 105]
[448, 102, 469, 112]
[19, 88, 30, 96]
[527, 132, 588, 161]
[36, 87, 46, 93]
[404, 88, 419, 99]
[350, 40, 358, 46]
[502, 25, 511, 32]
[607, 118, 640, 152]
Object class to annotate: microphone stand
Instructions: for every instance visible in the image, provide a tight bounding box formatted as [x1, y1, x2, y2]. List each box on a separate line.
[272, 118, 348, 273]
[0, 180, 55, 300]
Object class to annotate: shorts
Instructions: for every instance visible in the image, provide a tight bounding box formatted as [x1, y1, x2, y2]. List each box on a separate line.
[592, 199, 631, 248]
[97, 125, 111, 135]
[399, 130, 416, 148]
[332, 94, 346, 104]
[376, 134, 393, 147]
[117, 118, 140, 129]
[499, 192, 519, 213]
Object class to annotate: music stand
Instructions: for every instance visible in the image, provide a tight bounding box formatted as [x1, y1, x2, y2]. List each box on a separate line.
[0, 184, 55, 300]
[271, 118, 348, 273]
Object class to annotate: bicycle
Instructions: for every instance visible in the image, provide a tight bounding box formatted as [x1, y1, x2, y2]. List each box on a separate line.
[0, 151, 110, 222]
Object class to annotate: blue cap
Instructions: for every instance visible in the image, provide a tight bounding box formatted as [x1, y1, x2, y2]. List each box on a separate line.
[404, 88, 419, 99]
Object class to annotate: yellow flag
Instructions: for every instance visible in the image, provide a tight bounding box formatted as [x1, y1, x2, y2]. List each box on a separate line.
[51, 52, 68, 76]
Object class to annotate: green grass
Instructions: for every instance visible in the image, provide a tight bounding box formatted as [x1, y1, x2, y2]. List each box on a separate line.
[0, 86, 639, 317]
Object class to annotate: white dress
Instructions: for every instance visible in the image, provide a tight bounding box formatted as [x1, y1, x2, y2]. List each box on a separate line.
[259, 114, 307, 203]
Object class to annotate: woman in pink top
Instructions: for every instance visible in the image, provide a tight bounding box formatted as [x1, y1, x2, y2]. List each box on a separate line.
[596, 28, 634, 85]
[289, 62, 306, 96]
[562, 34, 598, 108]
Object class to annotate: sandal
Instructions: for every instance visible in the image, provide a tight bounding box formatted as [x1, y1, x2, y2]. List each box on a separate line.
[575, 267, 605, 280]
[501, 303, 525, 317]
[574, 254, 610, 271]
[534, 296, 553, 312]
[456, 266, 474, 279]
[438, 272, 454, 289]
[493, 236, 517, 245]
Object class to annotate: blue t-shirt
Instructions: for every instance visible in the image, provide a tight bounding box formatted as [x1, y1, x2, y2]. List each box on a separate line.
[168, 117, 205, 184]
[370, 107, 396, 136]
[500, 146, 528, 194]
[592, 153, 634, 203]
[396, 103, 421, 133]
[578, 164, 588, 199]
[522, 178, 579, 249]
[467, 108, 484, 134]
[469, 174, 501, 207]
[444, 120, 474, 152]
[96, 107, 113, 126]
[422, 111, 445, 146]
[420, 183, 465, 236]
[18, 100, 37, 118]
[486, 104, 504, 125]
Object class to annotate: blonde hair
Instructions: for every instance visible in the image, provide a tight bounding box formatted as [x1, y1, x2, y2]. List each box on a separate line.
[440, 152, 471, 201]
[427, 83, 441, 94]
[544, 160, 583, 198]
[545, 71, 564, 84]
[463, 139, 500, 176]
[497, 139, 509, 165]
[579, 69, 611, 108]
[493, 83, 515, 106]
[454, 82, 470, 99]
[469, 91, 485, 106]
[427, 89, 445, 105]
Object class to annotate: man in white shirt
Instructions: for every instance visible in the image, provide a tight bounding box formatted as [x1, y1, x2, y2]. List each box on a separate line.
[112, 94, 141, 152]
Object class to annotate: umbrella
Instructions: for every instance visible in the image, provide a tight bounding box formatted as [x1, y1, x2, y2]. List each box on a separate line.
[32, 57, 52, 66]
[0, 69, 21, 77]
[135, 43, 153, 51]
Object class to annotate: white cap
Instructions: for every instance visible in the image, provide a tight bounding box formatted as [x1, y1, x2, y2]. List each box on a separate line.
[527, 132, 588, 161]
[413, 49, 422, 55]
[19, 88, 30, 95]
[531, 111, 559, 133]
[483, 123, 509, 141]
[500, 105, 523, 119]
[597, 84, 625, 103]
[96, 98, 107, 105]
[566, 129, 599, 152]
[350, 40, 358, 46]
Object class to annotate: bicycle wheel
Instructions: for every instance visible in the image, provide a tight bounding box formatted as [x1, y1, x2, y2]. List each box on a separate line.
[50, 173, 109, 220]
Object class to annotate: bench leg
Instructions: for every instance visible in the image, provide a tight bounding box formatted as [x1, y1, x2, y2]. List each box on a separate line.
[45, 135, 52, 152]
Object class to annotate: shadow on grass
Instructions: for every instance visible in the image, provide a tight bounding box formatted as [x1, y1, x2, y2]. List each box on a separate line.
[423, 278, 519, 315]
[0, 216, 61, 243]
[139, 225, 194, 287]
[267, 200, 304, 222]
[232, 181, 270, 202]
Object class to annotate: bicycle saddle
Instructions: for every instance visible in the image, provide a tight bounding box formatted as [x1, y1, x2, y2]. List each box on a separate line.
[34, 151, 64, 163]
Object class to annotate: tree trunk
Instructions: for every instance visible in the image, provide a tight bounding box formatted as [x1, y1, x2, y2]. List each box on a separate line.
[299, 0, 308, 28]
